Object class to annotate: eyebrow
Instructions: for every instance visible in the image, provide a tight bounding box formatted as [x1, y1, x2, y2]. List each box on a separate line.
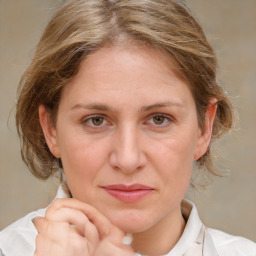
[70, 101, 184, 112]
[71, 103, 117, 112]
[139, 101, 184, 112]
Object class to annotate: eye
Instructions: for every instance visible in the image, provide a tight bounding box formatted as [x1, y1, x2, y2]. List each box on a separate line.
[91, 116, 104, 126]
[146, 114, 172, 127]
[82, 115, 108, 127]
[152, 116, 166, 125]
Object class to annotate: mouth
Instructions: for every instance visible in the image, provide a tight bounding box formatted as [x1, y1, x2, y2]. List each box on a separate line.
[102, 184, 154, 203]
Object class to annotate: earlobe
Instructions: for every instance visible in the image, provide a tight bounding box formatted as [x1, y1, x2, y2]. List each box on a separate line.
[39, 105, 60, 158]
[194, 99, 217, 161]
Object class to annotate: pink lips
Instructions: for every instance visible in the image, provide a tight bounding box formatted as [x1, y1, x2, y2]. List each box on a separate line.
[102, 184, 154, 203]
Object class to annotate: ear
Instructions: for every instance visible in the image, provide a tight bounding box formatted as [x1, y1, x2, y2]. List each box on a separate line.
[194, 98, 217, 161]
[39, 105, 61, 158]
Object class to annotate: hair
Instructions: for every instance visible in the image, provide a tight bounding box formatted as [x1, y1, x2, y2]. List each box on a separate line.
[16, 0, 234, 183]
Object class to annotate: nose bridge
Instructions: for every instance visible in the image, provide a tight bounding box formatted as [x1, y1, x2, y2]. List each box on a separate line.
[110, 123, 146, 173]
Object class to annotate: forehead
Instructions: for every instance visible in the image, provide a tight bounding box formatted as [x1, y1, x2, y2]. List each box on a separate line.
[59, 43, 194, 111]
[84, 42, 186, 84]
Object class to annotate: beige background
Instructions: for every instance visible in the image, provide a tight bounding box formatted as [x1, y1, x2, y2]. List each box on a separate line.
[0, 0, 255, 242]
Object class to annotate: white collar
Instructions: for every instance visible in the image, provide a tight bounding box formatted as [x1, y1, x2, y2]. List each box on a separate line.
[167, 199, 203, 255]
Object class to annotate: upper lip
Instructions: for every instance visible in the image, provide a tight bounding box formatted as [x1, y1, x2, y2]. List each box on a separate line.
[102, 184, 154, 191]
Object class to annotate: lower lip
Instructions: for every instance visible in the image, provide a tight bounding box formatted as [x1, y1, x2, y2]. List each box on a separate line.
[103, 188, 153, 203]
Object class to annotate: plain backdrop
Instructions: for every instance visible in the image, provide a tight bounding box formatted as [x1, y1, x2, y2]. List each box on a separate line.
[0, 0, 255, 242]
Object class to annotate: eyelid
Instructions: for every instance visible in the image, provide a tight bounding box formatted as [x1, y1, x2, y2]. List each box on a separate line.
[81, 113, 174, 128]
[145, 113, 173, 126]
[82, 113, 105, 119]
[150, 113, 172, 118]
[82, 114, 110, 127]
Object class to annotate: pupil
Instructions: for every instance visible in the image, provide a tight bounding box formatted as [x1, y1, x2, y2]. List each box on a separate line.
[92, 117, 103, 126]
[154, 116, 164, 124]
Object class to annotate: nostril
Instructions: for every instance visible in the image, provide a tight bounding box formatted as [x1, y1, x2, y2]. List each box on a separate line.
[108, 129, 147, 173]
[109, 150, 147, 174]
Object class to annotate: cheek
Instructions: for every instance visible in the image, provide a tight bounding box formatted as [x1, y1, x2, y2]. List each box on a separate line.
[58, 128, 108, 165]
[57, 134, 109, 193]
[154, 134, 195, 169]
[144, 136, 194, 217]
[150, 130, 196, 188]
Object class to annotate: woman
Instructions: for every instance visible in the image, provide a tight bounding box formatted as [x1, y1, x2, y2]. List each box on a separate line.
[0, 0, 255, 255]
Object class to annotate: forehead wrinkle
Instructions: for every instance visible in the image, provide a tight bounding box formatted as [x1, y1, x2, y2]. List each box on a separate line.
[70, 101, 184, 113]
[139, 101, 184, 112]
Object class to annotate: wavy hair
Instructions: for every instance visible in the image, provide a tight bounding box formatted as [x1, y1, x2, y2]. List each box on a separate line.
[16, 0, 234, 182]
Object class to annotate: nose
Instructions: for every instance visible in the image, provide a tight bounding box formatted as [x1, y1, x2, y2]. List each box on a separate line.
[109, 125, 147, 174]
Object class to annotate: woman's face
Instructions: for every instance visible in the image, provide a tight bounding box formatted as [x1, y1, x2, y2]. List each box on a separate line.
[41, 43, 213, 233]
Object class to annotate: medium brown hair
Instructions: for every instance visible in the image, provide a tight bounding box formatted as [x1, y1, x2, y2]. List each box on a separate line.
[16, 0, 233, 181]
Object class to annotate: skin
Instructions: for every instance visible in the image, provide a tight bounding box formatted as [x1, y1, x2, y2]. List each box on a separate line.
[37, 42, 216, 256]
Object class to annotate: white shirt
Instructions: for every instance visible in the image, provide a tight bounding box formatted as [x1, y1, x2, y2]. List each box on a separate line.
[0, 186, 255, 256]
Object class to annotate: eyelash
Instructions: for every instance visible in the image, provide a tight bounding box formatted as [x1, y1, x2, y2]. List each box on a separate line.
[81, 113, 173, 129]
[145, 113, 173, 127]
[82, 114, 109, 128]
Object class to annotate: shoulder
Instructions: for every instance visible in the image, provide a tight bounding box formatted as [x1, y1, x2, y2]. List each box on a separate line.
[208, 228, 256, 256]
[0, 207, 46, 256]
[0, 186, 67, 256]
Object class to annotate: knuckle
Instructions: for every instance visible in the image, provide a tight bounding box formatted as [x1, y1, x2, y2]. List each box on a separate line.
[45, 206, 55, 218]
[45, 198, 65, 217]
[33, 217, 46, 233]
[52, 198, 63, 208]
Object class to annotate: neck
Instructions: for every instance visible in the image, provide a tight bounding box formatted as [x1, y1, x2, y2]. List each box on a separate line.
[131, 206, 185, 256]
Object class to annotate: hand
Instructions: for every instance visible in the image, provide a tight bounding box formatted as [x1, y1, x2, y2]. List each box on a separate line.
[33, 198, 134, 256]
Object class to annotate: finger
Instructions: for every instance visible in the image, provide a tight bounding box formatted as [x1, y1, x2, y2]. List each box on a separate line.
[83, 217, 100, 250]
[34, 232, 88, 256]
[33, 218, 89, 255]
[48, 206, 100, 247]
[46, 207, 94, 238]
[35, 200, 130, 254]
[33, 217, 75, 243]
[49, 207, 99, 250]
[50, 198, 127, 246]
[47, 207, 100, 251]
[51, 198, 114, 238]
[33, 217, 45, 234]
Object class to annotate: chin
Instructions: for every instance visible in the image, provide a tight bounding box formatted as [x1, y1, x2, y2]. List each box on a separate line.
[116, 220, 151, 234]
[107, 209, 155, 233]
